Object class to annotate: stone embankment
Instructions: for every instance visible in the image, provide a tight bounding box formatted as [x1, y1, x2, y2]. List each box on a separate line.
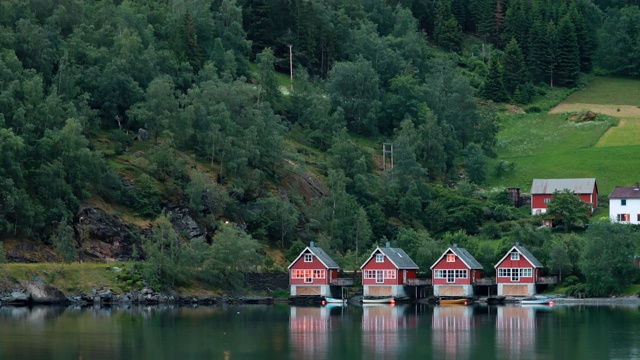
[0, 283, 277, 307]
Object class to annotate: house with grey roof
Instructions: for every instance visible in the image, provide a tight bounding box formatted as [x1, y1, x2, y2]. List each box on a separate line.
[360, 242, 419, 297]
[288, 241, 340, 297]
[609, 182, 640, 224]
[530, 178, 598, 216]
[430, 244, 484, 297]
[494, 243, 544, 297]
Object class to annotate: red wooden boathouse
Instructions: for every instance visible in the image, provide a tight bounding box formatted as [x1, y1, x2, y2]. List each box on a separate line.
[360, 243, 419, 297]
[430, 244, 483, 297]
[288, 242, 340, 297]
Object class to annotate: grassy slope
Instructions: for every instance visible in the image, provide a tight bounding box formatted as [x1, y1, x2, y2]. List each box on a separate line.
[487, 77, 640, 196]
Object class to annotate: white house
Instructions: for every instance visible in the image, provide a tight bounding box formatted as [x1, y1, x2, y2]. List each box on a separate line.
[609, 183, 640, 224]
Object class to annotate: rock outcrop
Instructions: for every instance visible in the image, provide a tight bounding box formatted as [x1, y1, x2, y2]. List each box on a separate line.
[21, 281, 68, 304]
[74, 206, 144, 262]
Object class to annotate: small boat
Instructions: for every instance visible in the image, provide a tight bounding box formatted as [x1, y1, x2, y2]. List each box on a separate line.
[323, 297, 347, 305]
[520, 297, 554, 306]
[439, 298, 469, 306]
[361, 297, 395, 304]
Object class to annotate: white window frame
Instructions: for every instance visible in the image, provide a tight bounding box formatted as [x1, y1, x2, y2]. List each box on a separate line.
[434, 270, 445, 279]
[511, 252, 520, 261]
[446, 254, 455, 262]
[376, 254, 384, 263]
[376, 270, 384, 283]
[544, 198, 551, 204]
[520, 268, 532, 277]
[304, 254, 313, 262]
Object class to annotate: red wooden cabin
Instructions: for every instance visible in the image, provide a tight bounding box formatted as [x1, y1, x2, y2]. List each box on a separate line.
[430, 244, 483, 297]
[360, 243, 418, 297]
[494, 243, 544, 297]
[288, 242, 339, 297]
[531, 178, 598, 216]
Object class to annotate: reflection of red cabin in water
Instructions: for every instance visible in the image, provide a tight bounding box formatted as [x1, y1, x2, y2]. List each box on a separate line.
[430, 244, 483, 297]
[530, 178, 598, 216]
[432, 305, 473, 358]
[288, 242, 340, 296]
[362, 304, 416, 357]
[289, 306, 333, 358]
[360, 243, 419, 297]
[494, 243, 544, 297]
[496, 306, 536, 358]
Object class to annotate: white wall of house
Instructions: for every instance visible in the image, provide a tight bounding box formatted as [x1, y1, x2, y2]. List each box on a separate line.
[609, 199, 640, 224]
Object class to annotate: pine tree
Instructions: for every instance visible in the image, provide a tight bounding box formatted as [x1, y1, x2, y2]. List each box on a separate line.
[527, 19, 549, 85]
[483, 56, 508, 102]
[569, 3, 596, 73]
[554, 16, 580, 87]
[502, 38, 528, 97]
[434, 0, 464, 52]
[181, 10, 204, 72]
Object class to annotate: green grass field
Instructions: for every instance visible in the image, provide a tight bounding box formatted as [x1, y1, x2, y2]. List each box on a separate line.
[488, 77, 640, 195]
[562, 77, 640, 105]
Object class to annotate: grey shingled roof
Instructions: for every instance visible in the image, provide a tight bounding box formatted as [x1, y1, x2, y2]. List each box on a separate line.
[308, 246, 340, 269]
[531, 178, 597, 195]
[450, 247, 483, 269]
[515, 245, 544, 268]
[378, 247, 419, 269]
[609, 185, 640, 199]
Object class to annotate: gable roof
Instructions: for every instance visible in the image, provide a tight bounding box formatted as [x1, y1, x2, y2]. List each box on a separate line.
[609, 184, 640, 199]
[287, 246, 340, 270]
[430, 246, 483, 270]
[494, 244, 543, 269]
[360, 246, 419, 270]
[531, 178, 597, 195]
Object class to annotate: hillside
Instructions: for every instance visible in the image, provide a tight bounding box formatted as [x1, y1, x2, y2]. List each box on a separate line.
[3, 0, 640, 297]
[488, 77, 640, 196]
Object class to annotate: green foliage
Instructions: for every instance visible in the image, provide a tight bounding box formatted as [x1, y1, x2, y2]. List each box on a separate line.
[117, 264, 144, 293]
[51, 218, 77, 263]
[546, 189, 591, 232]
[0, 241, 6, 264]
[134, 174, 162, 218]
[143, 213, 187, 289]
[197, 224, 263, 290]
[483, 58, 508, 102]
[580, 222, 639, 296]
[464, 143, 488, 184]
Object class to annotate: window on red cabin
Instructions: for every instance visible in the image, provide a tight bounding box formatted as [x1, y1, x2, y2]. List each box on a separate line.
[511, 252, 520, 261]
[446, 254, 455, 262]
[304, 254, 312, 262]
[544, 198, 551, 204]
[376, 254, 384, 262]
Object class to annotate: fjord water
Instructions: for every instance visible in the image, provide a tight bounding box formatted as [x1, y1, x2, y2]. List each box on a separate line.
[1, 304, 639, 359]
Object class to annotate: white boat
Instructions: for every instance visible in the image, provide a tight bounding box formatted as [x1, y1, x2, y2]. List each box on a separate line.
[520, 297, 554, 306]
[360, 297, 395, 304]
[324, 297, 347, 305]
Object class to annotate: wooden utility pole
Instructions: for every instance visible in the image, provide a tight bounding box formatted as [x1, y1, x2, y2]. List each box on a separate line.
[382, 142, 394, 172]
[289, 45, 293, 92]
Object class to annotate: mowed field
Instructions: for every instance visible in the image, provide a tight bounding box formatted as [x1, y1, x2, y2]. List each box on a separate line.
[489, 77, 640, 195]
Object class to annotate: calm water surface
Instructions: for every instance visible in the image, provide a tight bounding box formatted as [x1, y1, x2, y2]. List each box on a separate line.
[1, 303, 639, 359]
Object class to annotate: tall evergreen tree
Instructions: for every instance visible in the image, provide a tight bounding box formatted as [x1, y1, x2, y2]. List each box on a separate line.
[180, 10, 204, 72]
[502, 38, 528, 96]
[482, 57, 508, 102]
[554, 15, 580, 87]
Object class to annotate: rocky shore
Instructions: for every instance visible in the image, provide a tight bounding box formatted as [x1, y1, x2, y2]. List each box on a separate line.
[0, 282, 280, 307]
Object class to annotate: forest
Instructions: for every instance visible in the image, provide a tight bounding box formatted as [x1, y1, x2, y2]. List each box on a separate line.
[2, 0, 640, 296]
